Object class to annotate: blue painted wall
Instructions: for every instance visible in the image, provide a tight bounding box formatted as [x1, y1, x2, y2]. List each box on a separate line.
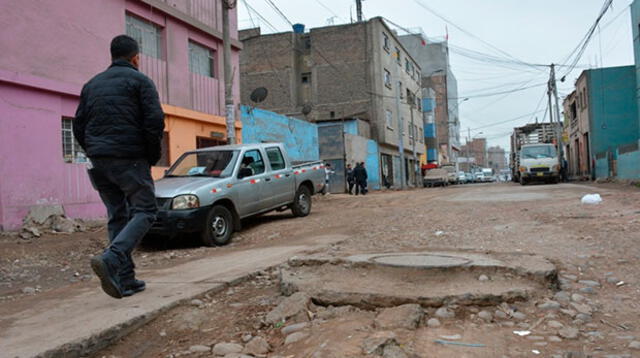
[427, 148, 438, 161]
[366, 140, 380, 190]
[241, 106, 319, 162]
[587, 66, 639, 178]
[618, 150, 640, 179]
[343, 120, 358, 135]
[632, 0, 640, 123]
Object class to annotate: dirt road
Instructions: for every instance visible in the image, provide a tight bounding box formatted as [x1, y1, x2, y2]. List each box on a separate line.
[3, 182, 640, 357]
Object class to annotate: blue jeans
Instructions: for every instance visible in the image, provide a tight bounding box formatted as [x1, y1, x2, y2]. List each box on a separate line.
[88, 158, 157, 282]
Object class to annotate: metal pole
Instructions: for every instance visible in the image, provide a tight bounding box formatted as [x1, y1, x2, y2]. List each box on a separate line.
[222, 0, 236, 144]
[410, 99, 418, 186]
[395, 78, 406, 190]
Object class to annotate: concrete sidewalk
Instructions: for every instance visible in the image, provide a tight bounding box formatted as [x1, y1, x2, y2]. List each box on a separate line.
[2, 235, 343, 358]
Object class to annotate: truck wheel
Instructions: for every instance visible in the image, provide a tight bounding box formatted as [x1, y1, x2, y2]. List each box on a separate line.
[520, 177, 527, 186]
[291, 186, 312, 217]
[201, 205, 233, 247]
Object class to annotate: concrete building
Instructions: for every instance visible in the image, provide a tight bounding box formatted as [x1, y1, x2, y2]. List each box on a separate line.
[461, 138, 487, 169]
[399, 33, 461, 166]
[487, 146, 507, 173]
[563, 72, 592, 179]
[563, 66, 639, 180]
[0, 0, 242, 230]
[239, 18, 424, 189]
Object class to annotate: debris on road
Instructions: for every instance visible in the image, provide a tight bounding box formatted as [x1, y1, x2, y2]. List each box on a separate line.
[581, 193, 603, 204]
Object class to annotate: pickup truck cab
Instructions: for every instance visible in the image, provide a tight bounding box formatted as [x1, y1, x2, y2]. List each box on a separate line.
[148, 143, 326, 246]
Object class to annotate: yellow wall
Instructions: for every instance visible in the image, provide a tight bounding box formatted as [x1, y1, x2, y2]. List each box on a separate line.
[151, 104, 242, 179]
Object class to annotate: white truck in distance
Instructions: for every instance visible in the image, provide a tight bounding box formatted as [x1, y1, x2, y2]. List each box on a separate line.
[510, 123, 561, 185]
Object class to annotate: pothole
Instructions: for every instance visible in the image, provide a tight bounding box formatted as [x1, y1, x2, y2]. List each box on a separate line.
[281, 251, 557, 309]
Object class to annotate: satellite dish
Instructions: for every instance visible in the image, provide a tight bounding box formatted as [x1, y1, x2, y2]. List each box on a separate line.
[250, 87, 268, 103]
[302, 103, 313, 116]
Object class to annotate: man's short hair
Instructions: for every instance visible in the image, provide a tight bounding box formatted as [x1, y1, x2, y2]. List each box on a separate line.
[110, 35, 139, 60]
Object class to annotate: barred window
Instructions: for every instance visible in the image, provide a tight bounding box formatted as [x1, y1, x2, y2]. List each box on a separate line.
[189, 41, 215, 77]
[385, 110, 394, 129]
[62, 118, 86, 163]
[126, 14, 162, 59]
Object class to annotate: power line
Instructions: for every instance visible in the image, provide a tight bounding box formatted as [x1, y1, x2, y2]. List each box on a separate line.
[470, 109, 547, 131]
[263, 0, 293, 26]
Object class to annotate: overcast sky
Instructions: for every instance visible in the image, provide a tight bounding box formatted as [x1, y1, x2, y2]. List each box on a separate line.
[237, 0, 635, 151]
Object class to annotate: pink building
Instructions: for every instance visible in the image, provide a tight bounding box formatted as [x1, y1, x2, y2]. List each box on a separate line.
[0, 0, 242, 230]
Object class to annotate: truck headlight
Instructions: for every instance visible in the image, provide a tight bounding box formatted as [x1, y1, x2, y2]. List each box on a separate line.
[519, 166, 526, 172]
[171, 195, 199, 210]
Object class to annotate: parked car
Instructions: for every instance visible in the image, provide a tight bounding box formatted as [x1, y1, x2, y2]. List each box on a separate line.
[474, 172, 485, 183]
[457, 171, 468, 184]
[441, 165, 458, 184]
[423, 168, 449, 187]
[147, 143, 326, 246]
[465, 172, 475, 183]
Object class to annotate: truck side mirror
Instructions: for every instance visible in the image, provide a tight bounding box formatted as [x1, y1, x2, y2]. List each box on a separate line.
[238, 167, 253, 179]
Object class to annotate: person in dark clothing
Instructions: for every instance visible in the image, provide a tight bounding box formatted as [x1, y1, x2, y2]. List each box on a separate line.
[74, 35, 165, 299]
[346, 163, 355, 195]
[354, 162, 368, 195]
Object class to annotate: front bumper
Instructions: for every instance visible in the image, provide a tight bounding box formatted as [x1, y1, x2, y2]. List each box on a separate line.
[521, 171, 559, 180]
[148, 206, 210, 236]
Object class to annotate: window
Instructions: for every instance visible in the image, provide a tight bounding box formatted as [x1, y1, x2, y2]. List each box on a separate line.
[241, 150, 265, 176]
[405, 58, 410, 73]
[417, 97, 422, 111]
[61, 118, 86, 163]
[385, 110, 393, 129]
[382, 32, 390, 52]
[384, 69, 391, 88]
[266, 147, 286, 170]
[419, 128, 424, 142]
[395, 47, 401, 64]
[303, 35, 311, 49]
[157, 131, 170, 167]
[400, 117, 405, 135]
[301, 72, 311, 84]
[406, 89, 412, 103]
[189, 41, 215, 77]
[126, 14, 162, 59]
[197, 136, 226, 149]
[399, 82, 403, 98]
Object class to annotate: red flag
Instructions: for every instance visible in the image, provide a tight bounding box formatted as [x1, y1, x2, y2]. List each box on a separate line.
[421, 38, 426, 46]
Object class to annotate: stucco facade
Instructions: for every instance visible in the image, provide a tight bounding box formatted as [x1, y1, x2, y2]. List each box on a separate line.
[563, 72, 592, 179]
[0, 0, 241, 230]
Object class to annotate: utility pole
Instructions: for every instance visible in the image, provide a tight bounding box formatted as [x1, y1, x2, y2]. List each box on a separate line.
[395, 78, 406, 190]
[549, 64, 565, 165]
[222, 0, 236, 144]
[410, 97, 418, 186]
[356, 0, 363, 22]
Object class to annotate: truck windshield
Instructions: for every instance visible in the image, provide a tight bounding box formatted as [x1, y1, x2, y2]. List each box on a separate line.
[521, 145, 557, 159]
[166, 150, 239, 178]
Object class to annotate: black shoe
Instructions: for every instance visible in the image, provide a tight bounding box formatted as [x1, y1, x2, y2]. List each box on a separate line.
[122, 279, 146, 297]
[90, 256, 123, 299]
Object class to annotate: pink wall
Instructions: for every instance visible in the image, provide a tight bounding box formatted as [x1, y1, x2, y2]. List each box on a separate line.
[0, 0, 241, 230]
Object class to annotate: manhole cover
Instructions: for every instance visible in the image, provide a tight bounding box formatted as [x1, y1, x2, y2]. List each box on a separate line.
[371, 254, 472, 268]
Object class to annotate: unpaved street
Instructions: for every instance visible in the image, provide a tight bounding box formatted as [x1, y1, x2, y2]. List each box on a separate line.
[3, 182, 640, 357]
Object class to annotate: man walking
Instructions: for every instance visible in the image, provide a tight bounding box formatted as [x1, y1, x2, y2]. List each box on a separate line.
[354, 162, 368, 195]
[346, 163, 355, 195]
[74, 35, 165, 299]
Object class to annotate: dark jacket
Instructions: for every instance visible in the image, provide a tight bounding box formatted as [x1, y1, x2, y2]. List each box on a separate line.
[354, 165, 368, 182]
[73, 60, 165, 165]
[346, 168, 355, 182]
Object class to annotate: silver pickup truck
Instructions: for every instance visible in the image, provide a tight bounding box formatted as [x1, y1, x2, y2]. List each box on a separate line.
[148, 143, 326, 246]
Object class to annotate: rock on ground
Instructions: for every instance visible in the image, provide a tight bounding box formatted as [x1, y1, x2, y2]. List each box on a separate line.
[382, 344, 409, 358]
[478, 310, 493, 322]
[284, 331, 309, 345]
[281, 322, 309, 335]
[266, 292, 314, 324]
[434, 307, 455, 319]
[189, 345, 211, 353]
[212, 342, 243, 356]
[243, 336, 270, 355]
[426, 318, 441, 328]
[629, 341, 640, 350]
[362, 331, 397, 355]
[374, 304, 424, 330]
[558, 327, 580, 339]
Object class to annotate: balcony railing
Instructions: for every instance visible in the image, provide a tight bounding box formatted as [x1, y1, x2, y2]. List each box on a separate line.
[159, 0, 220, 31]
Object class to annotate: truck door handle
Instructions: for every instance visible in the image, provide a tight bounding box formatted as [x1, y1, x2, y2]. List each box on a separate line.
[265, 178, 271, 182]
[285, 174, 291, 177]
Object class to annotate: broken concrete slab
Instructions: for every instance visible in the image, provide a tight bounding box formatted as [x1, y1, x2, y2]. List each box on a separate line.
[374, 304, 424, 330]
[1, 237, 344, 358]
[281, 251, 557, 309]
[24, 204, 65, 225]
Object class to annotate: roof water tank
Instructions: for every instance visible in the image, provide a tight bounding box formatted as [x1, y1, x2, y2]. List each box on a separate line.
[292, 23, 305, 34]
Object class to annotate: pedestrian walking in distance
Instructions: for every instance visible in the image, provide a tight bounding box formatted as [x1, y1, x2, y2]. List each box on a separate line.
[323, 163, 335, 195]
[74, 35, 165, 299]
[346, 163, 355, 195]
[354, 162, 368, 195]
